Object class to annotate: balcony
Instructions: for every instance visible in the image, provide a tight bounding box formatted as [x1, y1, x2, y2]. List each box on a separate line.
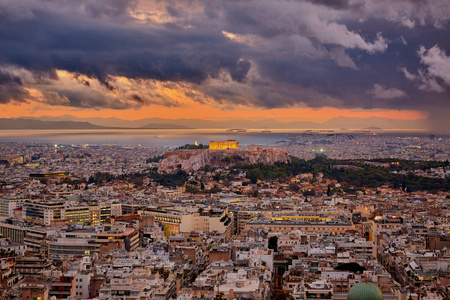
[52, 281, 73, 287]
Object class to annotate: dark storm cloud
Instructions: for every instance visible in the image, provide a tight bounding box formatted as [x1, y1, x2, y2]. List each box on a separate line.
[0, 0, 249, 108]
[304, 0, 350, 10]
[229, 60, 252, 83]
[39, 87, 134, 110]
[0, 70, 29, 103]
[43, 21, 232, 85]
[84, 0, 138, 18]
[198, 0, 450, 112]
[0, 0, 450, 124]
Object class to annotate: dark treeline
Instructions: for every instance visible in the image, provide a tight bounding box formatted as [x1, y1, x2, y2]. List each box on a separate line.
[176, 144, 208, 150]
[235, 157, 450, 192]
[83, 157, 449, 192]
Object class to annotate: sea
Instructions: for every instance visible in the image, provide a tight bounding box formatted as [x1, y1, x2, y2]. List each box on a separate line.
[0, 128, 433, 147]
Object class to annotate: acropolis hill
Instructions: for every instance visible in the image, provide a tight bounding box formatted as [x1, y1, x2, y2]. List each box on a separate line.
[158, 141, 290, 173]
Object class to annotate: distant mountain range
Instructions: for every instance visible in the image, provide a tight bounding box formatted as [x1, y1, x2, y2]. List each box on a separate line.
[138, 123, 191, 129]
[0, 118, 106, 129]
[0, 115, 428, 130]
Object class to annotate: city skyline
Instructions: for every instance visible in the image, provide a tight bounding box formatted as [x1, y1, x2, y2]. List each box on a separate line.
[1, 2, 450, 297]
[0, 0, 450, 132]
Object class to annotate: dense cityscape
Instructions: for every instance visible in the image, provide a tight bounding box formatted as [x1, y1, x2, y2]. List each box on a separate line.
[0, 133, 448, 299]
[1, 0, 450, 299]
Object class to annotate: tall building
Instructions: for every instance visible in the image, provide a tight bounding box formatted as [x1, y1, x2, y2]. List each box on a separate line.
[0, 199, 24, 218]
[0, 222, 27, 243]
[23, 201, 65, 226]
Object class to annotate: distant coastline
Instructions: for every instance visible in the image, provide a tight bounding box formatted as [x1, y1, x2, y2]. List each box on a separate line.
[2, 115, 432, 132]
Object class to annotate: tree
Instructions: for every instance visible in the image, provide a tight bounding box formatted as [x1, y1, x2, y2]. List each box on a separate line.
[268, 236, 278, 252]
[247, 169, 262, 184]
[303, 189, 315, 197]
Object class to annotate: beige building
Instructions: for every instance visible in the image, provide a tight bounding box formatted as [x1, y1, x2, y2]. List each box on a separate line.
[0, 198, 23, 218]
[0, 223, 27, 243]
[141, 207, 233, 240]
[21, 281, 49, 300]
[370, 215, 404, 242]
[23, 201, 66, 226]
[99, 277, 154, 300]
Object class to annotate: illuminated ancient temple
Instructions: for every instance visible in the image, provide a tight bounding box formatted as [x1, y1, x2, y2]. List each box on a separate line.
[209, 140, 239, 149]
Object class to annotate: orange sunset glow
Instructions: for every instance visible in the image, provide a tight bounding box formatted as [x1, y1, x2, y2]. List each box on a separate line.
[1, 101, 427, 122]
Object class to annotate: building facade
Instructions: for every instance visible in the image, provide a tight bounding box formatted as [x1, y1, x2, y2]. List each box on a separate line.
[209, 140, 239, 150]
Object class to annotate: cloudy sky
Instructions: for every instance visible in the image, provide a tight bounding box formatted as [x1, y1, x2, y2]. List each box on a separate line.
[1, 0, 450, 129]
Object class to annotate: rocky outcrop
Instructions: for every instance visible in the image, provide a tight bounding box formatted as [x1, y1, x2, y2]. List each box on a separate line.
[158, 148, 290, 173]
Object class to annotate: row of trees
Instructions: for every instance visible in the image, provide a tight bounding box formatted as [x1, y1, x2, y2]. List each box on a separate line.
[236, 156, 450, 192]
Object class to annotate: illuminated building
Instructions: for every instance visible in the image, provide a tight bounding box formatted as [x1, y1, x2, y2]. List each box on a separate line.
[23, 202, 119, 226]
[64, 206, 92, 225]
[29, 172, 70, 183]
[70, 204, 119, 225]
[140, 209, 182, 237]
[209, 140, 239, 150]
[23, 201, 65, 226]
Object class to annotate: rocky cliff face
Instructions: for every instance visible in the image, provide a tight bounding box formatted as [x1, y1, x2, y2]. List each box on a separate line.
[158, 148, 290, 173]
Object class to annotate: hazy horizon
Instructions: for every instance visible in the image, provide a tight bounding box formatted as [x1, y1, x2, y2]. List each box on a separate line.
[1, 114, 437, 132]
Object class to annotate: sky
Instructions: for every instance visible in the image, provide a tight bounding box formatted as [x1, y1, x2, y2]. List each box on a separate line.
[0, 0, 449, 129]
